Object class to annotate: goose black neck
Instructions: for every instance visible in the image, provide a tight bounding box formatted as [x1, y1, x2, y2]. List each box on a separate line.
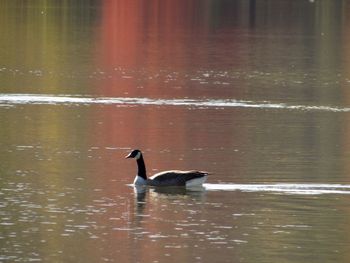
[136, 155, 147, 180]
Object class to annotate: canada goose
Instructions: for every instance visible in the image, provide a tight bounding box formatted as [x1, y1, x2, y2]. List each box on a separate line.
[125, 149, 208, 187]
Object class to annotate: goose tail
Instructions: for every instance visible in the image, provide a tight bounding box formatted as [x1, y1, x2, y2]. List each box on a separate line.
[186, 171, 209, 187]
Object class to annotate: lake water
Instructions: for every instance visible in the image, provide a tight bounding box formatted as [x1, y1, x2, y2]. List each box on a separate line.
[1, 1, 350, 262]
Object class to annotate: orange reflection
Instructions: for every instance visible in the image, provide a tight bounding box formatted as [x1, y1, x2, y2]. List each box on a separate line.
[93, 0, 245, 184]
[96, 0, 214, 96]
[95, 2, 235, 181]
[93, 3, 243, 261]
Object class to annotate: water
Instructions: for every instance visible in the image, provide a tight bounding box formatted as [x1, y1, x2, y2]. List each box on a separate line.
[1, 1, 350, 262]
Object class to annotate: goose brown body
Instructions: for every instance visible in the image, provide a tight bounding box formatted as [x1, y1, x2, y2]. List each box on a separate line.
[125, 150, 208, 187]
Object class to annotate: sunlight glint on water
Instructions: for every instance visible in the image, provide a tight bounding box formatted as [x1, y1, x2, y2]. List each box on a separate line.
[204, 183, 350, 195]
[1, 93, 350, 112]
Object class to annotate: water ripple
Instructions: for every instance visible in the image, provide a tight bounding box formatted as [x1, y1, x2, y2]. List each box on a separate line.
[0, 93, 349, 112]
[204, 183, 350, 195]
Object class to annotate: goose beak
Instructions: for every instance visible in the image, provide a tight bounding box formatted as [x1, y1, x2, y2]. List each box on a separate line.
[125, 153, 132, 159]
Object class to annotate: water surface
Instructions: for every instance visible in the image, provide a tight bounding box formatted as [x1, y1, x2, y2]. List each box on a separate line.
[1, 1, 350, 262]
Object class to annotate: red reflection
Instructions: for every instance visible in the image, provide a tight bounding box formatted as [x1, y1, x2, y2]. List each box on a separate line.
[96, 0, 213, 97]
[93, 0, 245, 183]
[99, 0, 144, 69]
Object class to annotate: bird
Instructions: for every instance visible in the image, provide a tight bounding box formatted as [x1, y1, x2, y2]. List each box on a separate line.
[125, 149, 209, 187]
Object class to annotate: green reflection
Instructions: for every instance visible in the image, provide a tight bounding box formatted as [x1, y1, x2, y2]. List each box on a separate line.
[0, 1, 98, 94]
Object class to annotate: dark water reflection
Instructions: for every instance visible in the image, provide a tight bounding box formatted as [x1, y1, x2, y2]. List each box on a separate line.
[1, 1, 350, 262]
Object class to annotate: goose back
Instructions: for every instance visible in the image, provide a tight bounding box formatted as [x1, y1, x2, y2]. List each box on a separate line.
[148, 170, 208, 186]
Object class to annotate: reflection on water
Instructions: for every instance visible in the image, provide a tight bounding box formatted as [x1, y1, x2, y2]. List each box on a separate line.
[2, 93, 350, 112]
[204, 183, 350, 195]
[1, 0, 350, 262]
[1, 177, 349, 262]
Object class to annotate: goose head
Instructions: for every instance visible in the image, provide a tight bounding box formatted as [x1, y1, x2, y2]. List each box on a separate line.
[125, 149, 142, 159]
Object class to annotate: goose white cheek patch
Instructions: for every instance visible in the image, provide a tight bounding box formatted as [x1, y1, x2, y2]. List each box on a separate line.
[135, 152, 141, 159]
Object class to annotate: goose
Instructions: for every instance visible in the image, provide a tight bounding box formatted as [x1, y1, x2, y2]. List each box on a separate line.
[125, 149, 209, 187]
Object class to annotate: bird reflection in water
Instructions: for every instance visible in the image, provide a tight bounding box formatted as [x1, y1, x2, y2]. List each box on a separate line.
[132, 185, 206, 210]
[128, 185, 207, 233]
